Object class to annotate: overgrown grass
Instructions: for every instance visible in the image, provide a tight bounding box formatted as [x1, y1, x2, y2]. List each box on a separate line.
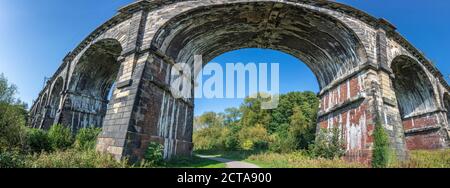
[389, 150, 450, 168]
[197, 149, 450, 168]
[26, 149, 130, 168]
[198, 150, 365, 168]
[164, 156, 226, 168]
[245, 152, 367, 168]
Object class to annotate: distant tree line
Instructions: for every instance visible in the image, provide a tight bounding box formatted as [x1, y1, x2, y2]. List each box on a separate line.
[193, 91, 321, 153]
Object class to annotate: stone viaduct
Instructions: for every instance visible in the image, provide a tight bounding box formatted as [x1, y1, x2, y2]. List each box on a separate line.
[29, 0, 450, 163]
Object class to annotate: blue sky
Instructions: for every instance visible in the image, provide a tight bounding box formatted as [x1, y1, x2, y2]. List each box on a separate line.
[0, 0, 448, 116]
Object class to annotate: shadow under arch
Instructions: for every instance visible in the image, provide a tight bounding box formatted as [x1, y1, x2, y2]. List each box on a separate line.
[150, 1, 368, 90]
[63, 38, 123, 131]
[41, 77, 64, 129]
[36, 93, 48, 129]
[444, 93, 450, 127]
[391, 55, 437, 119]
[391, 55, 445, 150]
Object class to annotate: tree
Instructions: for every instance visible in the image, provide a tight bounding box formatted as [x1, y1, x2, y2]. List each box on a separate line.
[289, 105, 315, 150]
[223, 107, 242, 125]
[0, 103, 28, 149]
[0, 73, 28, 149]
[268, 92, 319, 134]
[197, 112, 222, 128]
[240, 95, 272, 129]
[0, 73, 18, 104]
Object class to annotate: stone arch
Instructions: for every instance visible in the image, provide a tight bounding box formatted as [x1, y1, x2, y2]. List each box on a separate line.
[64, 38, 123, 131]
[131, 1, 374, 161]
[150, 1, 368, 89]
[391, 55, 444, 150]
[36, 93, 48, 129]
[391, 55, 437, 118]
[42, 77, 64, 129]
[444, 93, 450, 127]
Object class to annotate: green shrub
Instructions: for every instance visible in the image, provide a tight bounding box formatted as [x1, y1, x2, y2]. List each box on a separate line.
[224, 125, 240, 151]
[144, 142, 164, 166]
[0, 103, 27, 149]
[26, 128, 51, 153]
[269, 131, 296, 153]
[48, 124, 74, 150]
[75, 127, 102, 151]
[309, 127, 345, 159]
[372, 121, 390, 168]
[238, 124, 270, 151]
[0, 149, 27, 168]
[193, 125, 229, 151]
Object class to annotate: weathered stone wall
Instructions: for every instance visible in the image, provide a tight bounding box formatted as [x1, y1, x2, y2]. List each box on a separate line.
[317, 73, 372, 163]
[29, 0, 450, 163]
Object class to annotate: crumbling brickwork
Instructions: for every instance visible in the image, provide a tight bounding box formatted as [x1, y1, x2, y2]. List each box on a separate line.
[29, 0, 449, 163]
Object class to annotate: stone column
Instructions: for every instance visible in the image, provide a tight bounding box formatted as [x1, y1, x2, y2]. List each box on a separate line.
[374, 29, 408, 160]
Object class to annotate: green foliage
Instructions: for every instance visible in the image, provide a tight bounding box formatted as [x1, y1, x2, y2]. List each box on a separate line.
[389, 150, 450, 168]
[27, 149, 129, 168]
[309, 127, 345, 159]
[224, 124, 240, 150]
[75, 127, 102, 151]
[247, 151, 366, 168]
[288, 105, 316, 150]
[0, 103, 28, 149]
[0, 73, 28, 149]
[26, 128, 51, 153]
[143, 142, 164, 166]
[372, 120, 390, 168]
[195, 112, 223, 129]
[48, 124, 74, 150]
[223, 107, 242, 125]
[193, 125, 230, 150]
[0, 149, 27, 168]
[238, 124, 270, 151]
[193, 92, 320, 153]
[0, 73, 18, 104]
[269, 91, 319, 134]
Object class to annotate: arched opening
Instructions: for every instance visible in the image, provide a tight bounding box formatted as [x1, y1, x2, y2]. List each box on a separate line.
[147, 2, 369, 158]
[152, 2, 367, 89]
[42, 77, 64, 129]
[66, 39, 122, 131]
[391, 55, 437, 119]
[193, 48, 321, 153]
[43, 77, 64, 129]
[391, 55, 441, 150]
[444, 93, 450, 127]
[37, 93, 48, 129]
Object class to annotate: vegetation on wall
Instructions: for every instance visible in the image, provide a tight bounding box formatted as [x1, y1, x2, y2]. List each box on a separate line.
[371, 120, 391, 168]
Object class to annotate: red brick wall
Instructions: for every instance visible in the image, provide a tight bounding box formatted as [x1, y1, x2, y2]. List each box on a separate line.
[405, 131, 443, 150]
[403, 114, 438, 132]
[320, 75, 364, 112]
[402, 113, 443, 150]
[318, 75, 373, 163]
